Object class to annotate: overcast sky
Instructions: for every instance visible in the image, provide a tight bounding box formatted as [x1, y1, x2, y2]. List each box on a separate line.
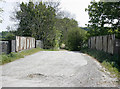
[0, 0, 100, 32]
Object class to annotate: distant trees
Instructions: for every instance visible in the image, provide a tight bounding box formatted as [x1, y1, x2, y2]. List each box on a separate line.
[66, 27, 87, 50]
[85, 1, 120, 38]
[1, 31, 15, 40]
[12, 1, 87, 49]
[55, 18, 78, 44]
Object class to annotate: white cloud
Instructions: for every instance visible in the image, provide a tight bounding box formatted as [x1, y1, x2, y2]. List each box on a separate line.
[0, 0, 93, 32]
[60, 0, 91, 27]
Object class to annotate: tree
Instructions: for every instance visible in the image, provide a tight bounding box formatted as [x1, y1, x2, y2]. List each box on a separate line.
[13, 0, 87, 49]
[5, 32, 15, 40]
[1, 31, 15, 40]
[85, 1, 120, 38]
[55, 18, 78, 44]
[66, 27, 87, 50]
[15, 1, 57, 49]
[16, 2, 34, 36]
[6, 26, 11, 31]
[43, 0, 60, 14]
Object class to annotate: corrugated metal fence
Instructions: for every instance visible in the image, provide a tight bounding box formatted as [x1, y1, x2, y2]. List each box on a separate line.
[88, 35, 120, 55]
[114, 39, 120, 55]
[0, 36, 43, 54]
[16, 36, 35, 52]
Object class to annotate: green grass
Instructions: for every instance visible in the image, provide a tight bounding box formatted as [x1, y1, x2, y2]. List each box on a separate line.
[81, 47, 120, 82]
[0, 47, 59, 65]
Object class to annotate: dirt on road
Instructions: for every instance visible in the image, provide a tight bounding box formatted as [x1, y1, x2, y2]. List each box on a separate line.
[0, 51, 119, 87]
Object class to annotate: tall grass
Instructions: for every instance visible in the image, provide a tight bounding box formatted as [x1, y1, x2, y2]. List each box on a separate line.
[81, 47, 120, 82]
[0, 47, 58, 65]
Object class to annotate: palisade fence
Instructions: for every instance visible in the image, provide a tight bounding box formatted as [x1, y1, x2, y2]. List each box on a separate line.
[0, 36, 43, 54]
[88, 34, 120, 55]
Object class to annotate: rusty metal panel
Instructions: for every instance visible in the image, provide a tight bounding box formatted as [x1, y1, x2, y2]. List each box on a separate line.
[20, 37, 23, 50]
[16, 36, 19, 52]
[33, 38, 35, 48]
[19, 37, 21, 51]
[15, 36, 35, 52]
[24, 37, 26, 50]
[30, 39, 32, 48]
[27, 38, 29, 49]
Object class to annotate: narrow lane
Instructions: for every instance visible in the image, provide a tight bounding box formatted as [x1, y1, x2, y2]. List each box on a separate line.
[1, 51, 118, 87]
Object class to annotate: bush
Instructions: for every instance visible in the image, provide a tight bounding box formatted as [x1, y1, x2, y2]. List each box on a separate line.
[0, 52, 24, 64]
[66, 28, 87, 51]
[1, 55, 10, 64]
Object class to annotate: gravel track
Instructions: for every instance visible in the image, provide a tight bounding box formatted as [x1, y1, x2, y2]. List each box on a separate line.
[0, 51, 119, 87]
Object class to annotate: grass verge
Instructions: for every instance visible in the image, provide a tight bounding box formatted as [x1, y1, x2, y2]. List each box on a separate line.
[0, 47, 59, 65]
[81, 47, 120, 83]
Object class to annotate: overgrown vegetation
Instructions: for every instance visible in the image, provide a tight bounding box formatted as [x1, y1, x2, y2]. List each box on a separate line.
[81, 47, 120, 81]
[66, 27, 87, 51]
[0, 47, 58, 65]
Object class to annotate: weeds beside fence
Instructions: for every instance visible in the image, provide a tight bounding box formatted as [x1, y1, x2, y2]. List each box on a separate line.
[81, 47, 120, 82]
[0, 47, 42, 65]
[0, 47, 59, 65]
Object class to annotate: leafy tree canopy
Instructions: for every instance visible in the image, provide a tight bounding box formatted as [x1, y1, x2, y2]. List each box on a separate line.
[85, 1, 120, 38]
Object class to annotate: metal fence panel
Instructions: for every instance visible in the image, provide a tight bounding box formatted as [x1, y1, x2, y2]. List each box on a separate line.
[0, 41, 10, 54]
[114, 39, 120, 56]
[103, 36, 108, 52]
[11, 40, 16, 52]
[96, 36, 99, 50]
[16, 36, 35, 52]
[107, 35, 115, 54]
[99, 36, 103, 51]
[36, 40, 43, 48]
[88, 35, 116, 55]
[91, 37, 96, 49]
